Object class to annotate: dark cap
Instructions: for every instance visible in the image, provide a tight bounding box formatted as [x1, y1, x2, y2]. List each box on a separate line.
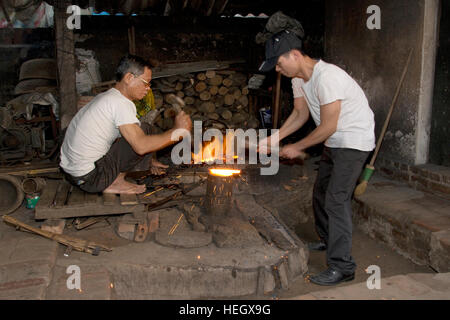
[259, 30, 303, 72]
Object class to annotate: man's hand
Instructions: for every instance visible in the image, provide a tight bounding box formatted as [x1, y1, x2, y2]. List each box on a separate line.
[280, 143, 307, 160]
[174, 111, 192, 132]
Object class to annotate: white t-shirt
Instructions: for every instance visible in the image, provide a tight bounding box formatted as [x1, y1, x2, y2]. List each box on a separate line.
[292, 60, 375, 151]
[60, 88, 140, 177]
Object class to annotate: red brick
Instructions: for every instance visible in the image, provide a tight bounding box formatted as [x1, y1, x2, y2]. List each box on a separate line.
[420, 169, 429, 178]
[429, 173, 441, 182]
[410, 166, 420, 174]
[443, 175, 450, 185]
[412, 215, 450, 233]
[429, 182, 450, 195]
[381, 167, 394, 176]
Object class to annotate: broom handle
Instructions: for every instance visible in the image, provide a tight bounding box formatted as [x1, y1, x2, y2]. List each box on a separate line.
[369, 49, 413, 166]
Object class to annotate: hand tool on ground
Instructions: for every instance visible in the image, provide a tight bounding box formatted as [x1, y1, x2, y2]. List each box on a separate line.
[3, 215, 112, 255]
[354, 48, 414, 197]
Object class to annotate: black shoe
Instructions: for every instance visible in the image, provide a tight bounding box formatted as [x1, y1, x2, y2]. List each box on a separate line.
[307, 241, 327, 251]
[309, 268, 355, 286]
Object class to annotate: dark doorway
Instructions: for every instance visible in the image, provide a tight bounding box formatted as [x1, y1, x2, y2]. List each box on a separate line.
[430, 0, 450, 166]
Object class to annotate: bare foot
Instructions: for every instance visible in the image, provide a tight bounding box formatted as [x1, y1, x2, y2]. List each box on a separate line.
[103, 173, 146, 194]
[150, 158, 168, 175]
[150, 158, 169, 168]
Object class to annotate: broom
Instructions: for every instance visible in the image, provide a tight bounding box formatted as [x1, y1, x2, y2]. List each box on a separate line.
[354, 48, 413, 197]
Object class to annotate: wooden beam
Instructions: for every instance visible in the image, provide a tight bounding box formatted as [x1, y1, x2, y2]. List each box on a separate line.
[206, 0, 216, 16]
[151, 59, 245, 79]
[54, 0, 78, 130]
[272, 72, 282, 129]
[216, 0, 229, 15]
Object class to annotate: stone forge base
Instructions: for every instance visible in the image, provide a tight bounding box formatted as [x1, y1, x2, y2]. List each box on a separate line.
[68, 240, 308, 299]
[55, 166, 311, 299]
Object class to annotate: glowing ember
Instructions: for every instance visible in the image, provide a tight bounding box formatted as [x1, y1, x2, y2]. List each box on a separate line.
[209, 169, 241, 177]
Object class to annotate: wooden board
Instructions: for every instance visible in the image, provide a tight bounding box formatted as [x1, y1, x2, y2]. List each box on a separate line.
[120, 194, 138, 205]
[54, 181, 72, 208]
[35, 180, 145, 219]
[152, 60, 245, 79]
[85, 192, 98, 205]
[67, 187, 85, 206]
[36, 179, 59, 207]
[103, 193, 118, 206]
[35, 202, 145, 219]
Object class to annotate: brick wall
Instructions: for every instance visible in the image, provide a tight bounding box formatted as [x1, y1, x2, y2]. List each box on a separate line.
[377, 157, 450, 199]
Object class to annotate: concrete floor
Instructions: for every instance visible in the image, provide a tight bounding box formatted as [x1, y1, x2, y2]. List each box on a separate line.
[0, 160, 447, 300]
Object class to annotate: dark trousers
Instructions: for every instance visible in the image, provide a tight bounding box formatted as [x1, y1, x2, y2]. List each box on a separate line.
[312, 146, 370, 275]
[64, 123, 153, 193]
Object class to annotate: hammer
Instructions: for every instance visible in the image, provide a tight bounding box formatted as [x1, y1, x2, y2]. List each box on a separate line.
[166, 94, 185, 114]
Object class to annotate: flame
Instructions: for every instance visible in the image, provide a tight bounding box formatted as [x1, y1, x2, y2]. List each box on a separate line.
[209, 169, 241, 177]
[192, 132, 239, 164]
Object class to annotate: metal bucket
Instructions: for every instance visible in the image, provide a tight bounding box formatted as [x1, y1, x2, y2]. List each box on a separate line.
[21, 177, 46, 194]
[0, 174, 24, 214]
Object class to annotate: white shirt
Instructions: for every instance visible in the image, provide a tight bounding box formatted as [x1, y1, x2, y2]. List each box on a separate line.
[292, 60, 375, 151]
[60, 88, 139, 177]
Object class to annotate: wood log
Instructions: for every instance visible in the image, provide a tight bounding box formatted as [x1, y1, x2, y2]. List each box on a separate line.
[217, 70, 236, 75]
[230, 73, 247, 86]
[247, 117, 259, 129]
[218, 86, 229, 96]
[205, 70, 216, 79]
[199, 91, 212, 101]
[192, 114, 207, 122]
[195, 81, 207, 93]
[207, 112, 220, 120]
[241, 86, 249, 95]
[164, 107, 177, 118]
[184, 106, 197, 115]
[232, 112, 246, 124]
[155, 96, 164, 108]
[159, 86, 175, 93]
[209, 85, 219, 95]
[196, 73, 207, 81]
[176, 91, 185, 98]
[222, 78, 233, 87]
[175, 82, 183, 91]
[184, 87, 196, 97]
[200, 102, 216, 113]
[221, 110, 232, 120]
[161, 79, 176, 88]
[238, 95, 249, 107]
[230, 87, 242, 99]
[224, 94, 235, 106]
[212, 122, 226, 130]
[214, 96, 225, 108]
[184, 96, 195, 105]
[207, 75, 223, 86]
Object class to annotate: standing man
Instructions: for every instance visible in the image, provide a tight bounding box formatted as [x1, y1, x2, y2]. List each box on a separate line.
[259, 30, 375, 286]
[60, 54, 192, 194]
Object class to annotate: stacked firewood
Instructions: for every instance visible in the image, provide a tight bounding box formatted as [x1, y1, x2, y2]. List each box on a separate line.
[151, 70, 259, 131]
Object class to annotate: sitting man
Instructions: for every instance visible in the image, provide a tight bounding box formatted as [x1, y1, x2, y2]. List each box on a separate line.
[60, 54, 192, 194]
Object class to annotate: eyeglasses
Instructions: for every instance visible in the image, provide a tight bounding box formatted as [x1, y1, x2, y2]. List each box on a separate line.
[135, 75, 151, 88]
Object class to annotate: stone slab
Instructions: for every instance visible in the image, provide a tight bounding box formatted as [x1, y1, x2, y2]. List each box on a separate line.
[46, 264, 112, 300]
[293, 273, 450, 300]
